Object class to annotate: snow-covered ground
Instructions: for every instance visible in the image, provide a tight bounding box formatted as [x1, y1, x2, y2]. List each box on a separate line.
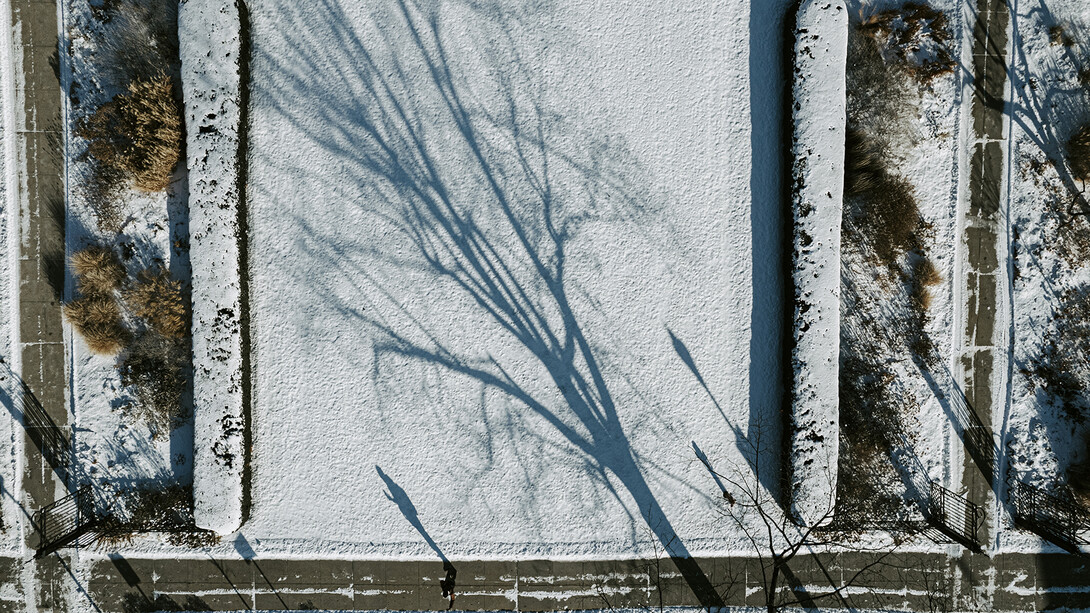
[789, 0, 847, 527]
[1004, 0, 1090, 541]
[238, 0, 786, 559]
[62, 0, 193, 514]
[0, 0, 20, 555]
[836, 0, 962, 525]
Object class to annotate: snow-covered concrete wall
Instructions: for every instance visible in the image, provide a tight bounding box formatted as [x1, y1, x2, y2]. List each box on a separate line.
[789, 0, 846, 527]
[179, 0, 245, 535]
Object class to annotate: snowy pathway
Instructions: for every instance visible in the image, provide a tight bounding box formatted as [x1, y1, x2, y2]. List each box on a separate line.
[956, 0, 1010, 561]
[9, 0, 71, 609]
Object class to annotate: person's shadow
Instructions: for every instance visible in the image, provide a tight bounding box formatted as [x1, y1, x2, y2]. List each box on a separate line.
[376, 465, 452, 565]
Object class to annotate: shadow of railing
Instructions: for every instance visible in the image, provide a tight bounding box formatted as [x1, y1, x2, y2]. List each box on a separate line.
[5, 379, 71, 485]
[913, 355, 997, 489]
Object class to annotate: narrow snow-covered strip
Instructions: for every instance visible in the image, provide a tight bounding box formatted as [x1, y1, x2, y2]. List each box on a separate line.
[179, 0, 245, 535]
[0, 0, 23, 553]
[788, 0, 847, 526]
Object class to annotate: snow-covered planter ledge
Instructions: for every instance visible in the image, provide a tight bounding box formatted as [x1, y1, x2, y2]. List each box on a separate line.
[788, 0, 846, 527]
[180, 0, 245, 535]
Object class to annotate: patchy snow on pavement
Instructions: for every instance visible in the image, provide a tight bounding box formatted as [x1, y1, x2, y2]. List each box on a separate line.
[0, 0, 20, 554]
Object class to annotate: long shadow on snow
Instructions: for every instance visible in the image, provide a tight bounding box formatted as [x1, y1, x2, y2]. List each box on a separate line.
[253, 0, 723, 606]
[747, 0, 792, 503]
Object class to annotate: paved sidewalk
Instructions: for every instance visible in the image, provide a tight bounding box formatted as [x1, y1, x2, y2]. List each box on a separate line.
[959, 0, 1009, 536]
[11, 0, 70, 610]
[64, 550, 1089, 612]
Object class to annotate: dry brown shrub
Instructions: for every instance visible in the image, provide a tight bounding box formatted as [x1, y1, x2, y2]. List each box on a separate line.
[1068, 124, 1090, 182]
[844, 128, 885, 197]
[858, 174, 921, 266]
[1071, 457, 1090, 509]
[119, 331, 187, 434]
[860, 2, 956, 83]
[124, 268, 187, 339]
[78, 73, 182, 192]
[915, 257, 943, 287]
[64, 295, 129, 355]
[71, 245, 125, 296]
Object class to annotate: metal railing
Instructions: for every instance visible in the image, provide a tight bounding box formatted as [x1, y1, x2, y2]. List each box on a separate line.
[1009, 478, 1089, 553]
[32, 486, 101, 558]
[927, 481, 984, 552]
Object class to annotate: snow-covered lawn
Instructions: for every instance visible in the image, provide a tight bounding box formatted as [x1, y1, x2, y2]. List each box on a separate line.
[240, 0, 784, 558]
[1006, 0, 1090, 506]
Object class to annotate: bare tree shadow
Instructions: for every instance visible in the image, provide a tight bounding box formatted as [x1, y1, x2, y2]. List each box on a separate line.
[252, 0, 724, 606]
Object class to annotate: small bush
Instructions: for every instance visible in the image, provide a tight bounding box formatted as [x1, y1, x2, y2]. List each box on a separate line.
[1067, 125, 1090, 182]
[1050, 24, 1076, 48]
[71, 246, 125, 296]
[119, 331, 187, 434]
[909, 256, 943, 311]
[860, 2, 956, 83]
[124, 268, 187, 339]
[64, 295, 129, 355]
[78, 73, 182, 192]
[844, 128, 886, 197]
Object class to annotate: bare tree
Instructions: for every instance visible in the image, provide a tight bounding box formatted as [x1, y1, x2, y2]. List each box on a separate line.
[697, 424, 910, 613]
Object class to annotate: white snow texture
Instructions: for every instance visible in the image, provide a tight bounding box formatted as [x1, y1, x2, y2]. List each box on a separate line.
[179, 0, 245, 535]
[789, 0, 846, 527]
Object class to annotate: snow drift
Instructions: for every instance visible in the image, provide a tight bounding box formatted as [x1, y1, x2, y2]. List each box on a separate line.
[789, 0, 846, 527]
[179, 0, 245, 535]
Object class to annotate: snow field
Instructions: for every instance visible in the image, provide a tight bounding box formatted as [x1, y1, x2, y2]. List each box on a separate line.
[789, 0, 847, 527]
[239, 0, 775, 558]
[1001, 0, 1090, 552]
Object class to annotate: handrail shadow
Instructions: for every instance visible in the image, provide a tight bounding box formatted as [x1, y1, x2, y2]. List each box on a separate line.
[1, 378, 72, 486]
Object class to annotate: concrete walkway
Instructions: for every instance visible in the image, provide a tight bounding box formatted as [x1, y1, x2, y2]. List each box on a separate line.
[62, 550, 1090, 612]
[959, 0, 1009, 537]
[11, 0, 71, 611]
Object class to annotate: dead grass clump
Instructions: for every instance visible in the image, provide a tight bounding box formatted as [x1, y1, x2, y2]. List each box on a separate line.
[863, 175, 922, 265]
[860, 2, 956, 83]
[1067, 124, 1090, 182]
[836, 355, 904, 523]
[78, 73, 182, 192]
[124, 268, 187, 339]
[909, 256, 942, 311]
[915, 257, 942, 287]
[1071, 452, 1090, 509]
[1050, 24, 1076, 48]
[81, 159, 124, 233]
[119, 331, 187, 434]
[71, 245, 125, 296]
[63, 295, 129, 355]
[844, 128, 886, 197]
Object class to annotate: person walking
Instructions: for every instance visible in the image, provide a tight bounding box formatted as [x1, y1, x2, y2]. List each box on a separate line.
[439, 562, 457, 609]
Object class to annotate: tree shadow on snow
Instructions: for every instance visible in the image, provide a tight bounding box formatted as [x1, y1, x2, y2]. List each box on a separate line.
[250, 0, 726, 606]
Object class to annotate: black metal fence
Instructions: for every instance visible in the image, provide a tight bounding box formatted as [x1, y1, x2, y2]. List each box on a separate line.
[927, 481, 984, 552]
[1009, 478, 1089, 553]
[32, 485, 102, 558]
